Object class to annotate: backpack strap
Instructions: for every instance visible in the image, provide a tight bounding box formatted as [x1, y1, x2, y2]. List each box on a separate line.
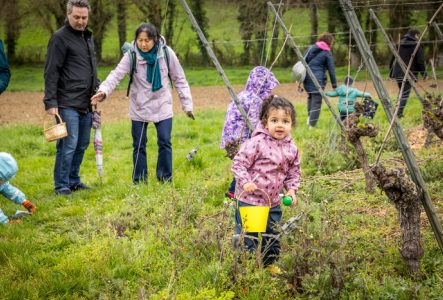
[126, 48, 136, 97]
[163, 46, 173, 88]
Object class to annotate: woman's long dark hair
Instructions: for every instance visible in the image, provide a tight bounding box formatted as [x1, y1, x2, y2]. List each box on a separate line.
[135, 23, 161, 44]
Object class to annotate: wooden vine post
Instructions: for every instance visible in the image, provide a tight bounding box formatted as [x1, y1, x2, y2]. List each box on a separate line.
[179, 0, 253, 132]
[339, 0, 443, 254]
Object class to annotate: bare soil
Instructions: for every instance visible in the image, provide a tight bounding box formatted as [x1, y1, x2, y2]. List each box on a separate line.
[0, 80, 437, 126]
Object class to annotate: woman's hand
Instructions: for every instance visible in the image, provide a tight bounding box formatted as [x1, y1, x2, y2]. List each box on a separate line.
[91, 91, 106, 106]
[46, 107, 58, 115]
[243, 182, 257, 192]
[186, 111, 195, 120]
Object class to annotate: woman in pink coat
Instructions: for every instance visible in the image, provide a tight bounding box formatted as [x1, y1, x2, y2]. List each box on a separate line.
[232, 95, 301, 267]
[91, 23, 194, 183]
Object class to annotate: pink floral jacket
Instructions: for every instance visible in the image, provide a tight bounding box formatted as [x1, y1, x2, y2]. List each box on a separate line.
[231, 125, 301, 207]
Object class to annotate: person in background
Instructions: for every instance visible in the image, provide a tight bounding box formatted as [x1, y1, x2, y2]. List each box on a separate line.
[0, 153, 36, 224]
[303, 32, 337, 127]
[220, 66, 279, 199]
[91, 23, 194, 183]
[43, 0, 99, 196]
[231, 95, 301, 270]
[0, 39, 11, 94]
[326, 76, 371, 120]
[389, 27, 427, 118]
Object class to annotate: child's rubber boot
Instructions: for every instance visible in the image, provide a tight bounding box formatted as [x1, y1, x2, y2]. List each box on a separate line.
[22, 200, 36, 214]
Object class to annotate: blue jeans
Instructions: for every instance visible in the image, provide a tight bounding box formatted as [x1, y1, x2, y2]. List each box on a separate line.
[234, 201, 282, 266]
[131, 118, 172, 183]
[396, 80, 412, 117]
[54, 108, 92, 191]
[307, 92, 323, 126]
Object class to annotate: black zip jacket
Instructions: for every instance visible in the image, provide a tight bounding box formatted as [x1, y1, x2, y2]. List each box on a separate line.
[389, 33, 427, 81]
[44, 21, 99, 112]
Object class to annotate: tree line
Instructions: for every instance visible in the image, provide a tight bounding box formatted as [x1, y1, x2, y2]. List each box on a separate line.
[0, 0, 441, 67]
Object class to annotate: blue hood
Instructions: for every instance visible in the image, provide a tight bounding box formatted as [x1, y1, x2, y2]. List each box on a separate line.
[0, 152, 18, 181]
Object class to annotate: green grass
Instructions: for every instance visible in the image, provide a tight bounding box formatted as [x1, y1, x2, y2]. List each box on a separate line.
[7, 65, 392, 92]
[1, 98, 442, 298]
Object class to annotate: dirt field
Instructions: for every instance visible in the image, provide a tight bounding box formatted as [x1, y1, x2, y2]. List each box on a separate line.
[0, 80, 436, 125]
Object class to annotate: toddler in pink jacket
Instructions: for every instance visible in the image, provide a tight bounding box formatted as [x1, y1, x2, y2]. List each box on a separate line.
[231, 95, 301, 267]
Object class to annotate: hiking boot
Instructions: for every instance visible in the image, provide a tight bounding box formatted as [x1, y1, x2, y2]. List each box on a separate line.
[22, 200, 36, 214]
[55, 188, 72, 196]
[70, 182, 91, 191]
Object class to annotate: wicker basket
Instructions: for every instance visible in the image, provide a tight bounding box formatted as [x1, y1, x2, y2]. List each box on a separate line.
[43, 113, 68, 142]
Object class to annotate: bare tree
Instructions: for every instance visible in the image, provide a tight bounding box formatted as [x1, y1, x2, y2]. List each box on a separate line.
[1, 0, 22, 61]
[90, 0, 115, 63]
[131, 0, 162, 29]
[116, 0, 128, 52]
[163, 0, 176, 47]
[309, 2, 318, 45]
[29, 0, 67, 35]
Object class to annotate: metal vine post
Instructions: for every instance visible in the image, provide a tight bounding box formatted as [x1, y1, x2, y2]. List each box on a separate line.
[339, 0, 443, 254]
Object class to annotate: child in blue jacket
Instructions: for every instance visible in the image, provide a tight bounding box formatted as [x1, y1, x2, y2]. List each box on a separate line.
[0, 152, 36, 224]
[326, 76, 371, 120]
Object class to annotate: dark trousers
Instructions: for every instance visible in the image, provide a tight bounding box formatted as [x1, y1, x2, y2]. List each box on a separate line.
[396, 80, 412, 117]
[234, 201, 282, 266]
[54, 108, 92, 192]
[131, 118, 172, 183]
[307, 92, 323, 126]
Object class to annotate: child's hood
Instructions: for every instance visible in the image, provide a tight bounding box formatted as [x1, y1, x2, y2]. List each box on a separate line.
[0, 152, 18, 181]
[244, 66, 279, 100]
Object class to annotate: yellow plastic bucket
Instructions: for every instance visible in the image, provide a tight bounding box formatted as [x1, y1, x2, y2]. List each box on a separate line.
[238, 189, 271, 233]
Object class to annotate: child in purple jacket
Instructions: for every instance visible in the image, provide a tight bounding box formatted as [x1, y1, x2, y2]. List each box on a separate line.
[232, 95, 301, 267]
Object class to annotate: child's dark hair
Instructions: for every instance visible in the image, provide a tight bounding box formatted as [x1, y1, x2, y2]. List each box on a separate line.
[260, 95, 296, 127]
[135, 23, 161, 44]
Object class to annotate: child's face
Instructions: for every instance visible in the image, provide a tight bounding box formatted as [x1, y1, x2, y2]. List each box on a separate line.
[265, 108, 292, 140]
[0, 179, 5, 185]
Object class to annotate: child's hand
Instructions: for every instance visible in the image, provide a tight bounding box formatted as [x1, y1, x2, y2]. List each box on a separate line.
[243, 182, 257, 192]
[287, 189, 297, 208]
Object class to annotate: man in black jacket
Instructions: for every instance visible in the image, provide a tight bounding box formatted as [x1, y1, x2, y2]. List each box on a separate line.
[389, 28, 427, 118]
[43, 0, 99, 195]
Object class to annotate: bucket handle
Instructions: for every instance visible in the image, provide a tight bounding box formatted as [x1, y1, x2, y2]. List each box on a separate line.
[43, 113, 64, 130]
[236, 188, 272, 207]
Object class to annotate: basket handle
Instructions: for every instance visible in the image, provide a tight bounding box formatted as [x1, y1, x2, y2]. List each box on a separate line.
[237, 188, 272, 207]
[43, 113, 64, 130]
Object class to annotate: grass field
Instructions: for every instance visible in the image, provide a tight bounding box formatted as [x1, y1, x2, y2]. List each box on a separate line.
[1, 95, 442, 298]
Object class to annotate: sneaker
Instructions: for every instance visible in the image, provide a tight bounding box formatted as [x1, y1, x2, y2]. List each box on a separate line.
[22, 200, 36, 214]
[55, 188, 72, 196]
[70, 182, 91, 191]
